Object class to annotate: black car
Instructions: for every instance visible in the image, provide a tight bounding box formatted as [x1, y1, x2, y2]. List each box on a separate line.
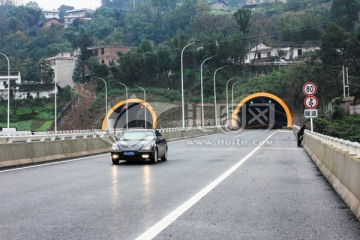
[111, 129, 168, 164]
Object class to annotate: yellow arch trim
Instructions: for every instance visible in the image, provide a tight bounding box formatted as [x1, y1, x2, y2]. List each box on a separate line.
[101, 98, 157, 130]
[232, 92, 292, 128]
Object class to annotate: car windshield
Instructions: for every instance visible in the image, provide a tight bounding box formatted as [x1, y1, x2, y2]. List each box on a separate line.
[120, 131, 155, 141]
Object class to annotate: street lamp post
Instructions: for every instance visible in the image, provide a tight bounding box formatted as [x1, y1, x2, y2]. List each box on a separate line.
[118, 82, 128, 129]
[213, 65, 227, 126]
[0, 52, 10, 129]
[181, 40, 201, 128]
[42, 61, 57, 133]
[231, 81, 240, 118]
[136, 86, 146, 129]
[226, 77, 235, 126]
[200, 55, 216, 127]
[97, 78, 108, 118]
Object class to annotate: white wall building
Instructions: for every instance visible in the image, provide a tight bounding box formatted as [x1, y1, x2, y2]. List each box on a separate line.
[43, 10, 60, 19]
[64, 8, 94, 27]
[244, 43, 320, 64]
[0, 71, 21, 100]
[208, 0, 229, 11]
[16, 84, 55, 99]
[246, 0, 286, 5]
[46, 53, 76, 88]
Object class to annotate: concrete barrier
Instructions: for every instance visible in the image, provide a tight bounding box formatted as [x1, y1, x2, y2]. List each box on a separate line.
[294, 126, 360, 220]
[0, 127, 223, 169]
[161, 127, 221, 141]
[0, 138, 113, 169]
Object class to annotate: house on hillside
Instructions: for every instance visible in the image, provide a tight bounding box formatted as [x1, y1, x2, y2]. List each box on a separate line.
[208, 0, 229, 11]
[243, 0, 287, 8]
[41, 18, 63, 28]
[45, 53, 76, 88]
[43, 10, 60, 20]
[64, 8, 95, 27]
[244, 43, 319, 64]
[16, 84, 55, 99]
[41, 8, 96, 28]
[245, 0, 258, 5]
[0, 71, 59, 100]
[89, 46, 133, 66]
[0, 71, 21, 100]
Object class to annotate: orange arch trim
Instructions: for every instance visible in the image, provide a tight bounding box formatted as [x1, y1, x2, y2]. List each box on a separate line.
[101, 98, 157, 130]
[232, 92, 292, 128]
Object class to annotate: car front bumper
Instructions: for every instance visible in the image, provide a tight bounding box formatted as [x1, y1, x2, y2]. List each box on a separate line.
[111, 150, 154, 161]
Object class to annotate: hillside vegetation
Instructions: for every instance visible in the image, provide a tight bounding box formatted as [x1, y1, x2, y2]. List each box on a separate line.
[0, 0, 359, 136]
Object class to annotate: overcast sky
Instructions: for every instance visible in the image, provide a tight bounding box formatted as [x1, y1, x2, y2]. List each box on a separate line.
[20, 0, 101, 10]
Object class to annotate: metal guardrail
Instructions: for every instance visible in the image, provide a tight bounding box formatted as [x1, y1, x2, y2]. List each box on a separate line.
[294, 125, 360, 159]
[0, 126, 222, 144]
[1, 132, 111, 144]
[307, 131, 360, 158]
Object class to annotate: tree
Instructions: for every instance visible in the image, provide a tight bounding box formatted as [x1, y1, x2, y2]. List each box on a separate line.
[190, 13, 237, 42]
[234, 9, 251, 37]
[25, 1, 40, 9]
[58, 5, 74, 22]
[319, 23, 348, 66]
[38, 60, 55, 84]
[156, 43, 174, 73]
[72, 32, 93, 83]
[285, 0, 306, 11]
[88, 57, 109, 78]
[331, 0, 360, 32]
[233, 9, 251, 65]
[123, 6, 155, 44]
[162, 0, 197, 38]
[101, 0, 132, 9]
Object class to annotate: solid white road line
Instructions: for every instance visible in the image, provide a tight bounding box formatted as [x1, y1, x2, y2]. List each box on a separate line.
[135, 130, 278, 240]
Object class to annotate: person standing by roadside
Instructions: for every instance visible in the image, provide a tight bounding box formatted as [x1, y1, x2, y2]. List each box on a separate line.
[297, 125, 307, 147]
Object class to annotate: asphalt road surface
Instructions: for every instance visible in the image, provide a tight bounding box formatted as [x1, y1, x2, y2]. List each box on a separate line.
[1, 130, 359, 240]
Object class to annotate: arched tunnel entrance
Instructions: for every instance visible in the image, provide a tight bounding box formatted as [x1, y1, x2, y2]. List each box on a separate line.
[102, 99, 157, 130]
[232, 92, 292, 129]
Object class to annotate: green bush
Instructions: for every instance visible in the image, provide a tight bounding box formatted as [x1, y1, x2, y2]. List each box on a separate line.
[37, 120, 53, 132]
[314, 114, 360, 142]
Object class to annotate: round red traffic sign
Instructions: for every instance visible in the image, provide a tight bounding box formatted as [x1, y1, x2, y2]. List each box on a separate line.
[303, 82, 317, 95]
[304, 95, 318, 109]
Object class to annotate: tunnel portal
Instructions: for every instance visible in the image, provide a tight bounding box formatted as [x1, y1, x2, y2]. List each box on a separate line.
[232, 92, 292, 129]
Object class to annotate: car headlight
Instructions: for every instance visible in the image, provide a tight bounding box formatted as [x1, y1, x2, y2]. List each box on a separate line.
[142, 144, 152, 150]
[112, 143, 120, 150]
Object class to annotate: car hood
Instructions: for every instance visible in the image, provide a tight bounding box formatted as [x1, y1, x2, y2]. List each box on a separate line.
[113, 139, 155, 150]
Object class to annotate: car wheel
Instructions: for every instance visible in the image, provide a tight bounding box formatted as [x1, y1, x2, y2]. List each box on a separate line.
[151, 148, 158, 164]
[112, 159, 119, 165]
[161, 147, 168, 161]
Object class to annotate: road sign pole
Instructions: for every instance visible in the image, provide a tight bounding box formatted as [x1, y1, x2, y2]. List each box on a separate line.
[303, 82, 318, 132]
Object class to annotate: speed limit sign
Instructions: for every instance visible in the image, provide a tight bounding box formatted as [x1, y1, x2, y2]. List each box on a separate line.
[303, 82, 317, 95]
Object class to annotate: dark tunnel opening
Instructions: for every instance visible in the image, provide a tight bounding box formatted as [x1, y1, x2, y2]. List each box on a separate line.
[112, 103, 152, 129]
[236, 97, 288, 129]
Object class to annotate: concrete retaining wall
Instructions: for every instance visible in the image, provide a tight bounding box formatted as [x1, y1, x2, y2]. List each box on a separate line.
[0, 128, 222, 169]
[300, 130, 360, 220]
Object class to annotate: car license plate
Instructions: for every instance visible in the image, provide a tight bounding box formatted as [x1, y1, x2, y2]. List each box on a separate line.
[123, 151, 135, 156]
